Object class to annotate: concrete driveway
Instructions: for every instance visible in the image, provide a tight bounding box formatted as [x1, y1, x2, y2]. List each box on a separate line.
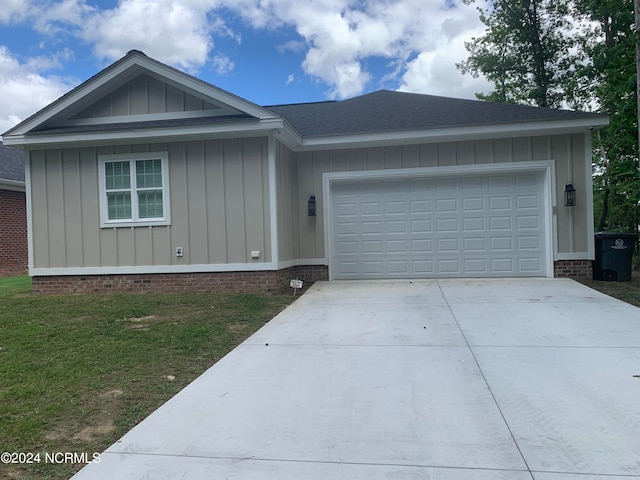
[72, 278, 640, 479]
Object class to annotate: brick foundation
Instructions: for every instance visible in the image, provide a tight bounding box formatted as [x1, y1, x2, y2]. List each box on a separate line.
[553, 260, 592, 279]
[0, 189, 28, 277]
[31, 261, 593, 294]
[32, 265, 329, 295]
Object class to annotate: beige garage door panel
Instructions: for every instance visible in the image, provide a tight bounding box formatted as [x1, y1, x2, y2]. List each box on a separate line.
[331, 172, 547, 279]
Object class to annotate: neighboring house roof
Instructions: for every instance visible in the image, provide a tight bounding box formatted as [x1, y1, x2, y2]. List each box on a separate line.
[0, 141, 25, 185]
[266, 90, 607, 138]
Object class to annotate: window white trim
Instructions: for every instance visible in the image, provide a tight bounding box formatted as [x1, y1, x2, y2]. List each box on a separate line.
[98, 152, 171, 228]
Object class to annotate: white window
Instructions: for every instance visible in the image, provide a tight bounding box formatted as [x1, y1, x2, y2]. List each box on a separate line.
[98, 152, 170, 227]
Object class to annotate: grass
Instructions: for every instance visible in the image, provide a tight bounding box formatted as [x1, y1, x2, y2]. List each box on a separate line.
[577, 271, 640, 308]
[1, 272, 639, 480]
[0, 276, 295, 480]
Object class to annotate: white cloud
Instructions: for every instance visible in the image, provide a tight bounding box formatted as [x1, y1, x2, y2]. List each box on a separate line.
[0, 46, 77, 135]
[398, 8, 493, 100]
[224, 0, 493, 99]
[277, 40, 306, 54]
[80, 0, 220, 73]
[211, 54, 234, 75]
[0, 0, 497, 135]
[31, 0, 96, 35]
[0, 0, 31, 24]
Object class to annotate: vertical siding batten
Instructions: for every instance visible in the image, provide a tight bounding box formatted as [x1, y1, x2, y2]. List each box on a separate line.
[166, 142, 186, 264]
[567, 135, 575, 251]
[456, 141, 475, 165]
[186, 141, 208, 264]
[204, 140, 227, 263]
[80, 148, 99, 266]
[223, 139, 247, 263]
[24, 148, 34, 273]
[292, 135, 584, 261]
[241, 137, 264, 262]
[62, 148, 83, 267]
[47, 150, 66, 267]
[512, 137, 532, 162]
[27, 132, 588, 275]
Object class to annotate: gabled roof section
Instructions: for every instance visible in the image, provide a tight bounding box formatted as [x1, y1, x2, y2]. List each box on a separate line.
[0, 141, 25, 187]
[266, 90, 608, 138]
[3, 50, 280, 142]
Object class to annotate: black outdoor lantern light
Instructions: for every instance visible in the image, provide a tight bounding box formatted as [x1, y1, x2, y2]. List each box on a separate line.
[308, 195, 317, 216]
[564, 183, 576, 207]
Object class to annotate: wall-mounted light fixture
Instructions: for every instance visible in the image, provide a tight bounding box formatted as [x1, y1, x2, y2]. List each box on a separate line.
[564, 183, 576, 207]
[308, 195, 317, 217]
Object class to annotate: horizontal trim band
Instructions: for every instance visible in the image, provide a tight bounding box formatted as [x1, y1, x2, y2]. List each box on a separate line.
[31, 262, 278, 276]
[30, 259, 330, 277]
[277, 258, 328, 269]
[0, 179, 26, 192]
[555, 253, 593, 261]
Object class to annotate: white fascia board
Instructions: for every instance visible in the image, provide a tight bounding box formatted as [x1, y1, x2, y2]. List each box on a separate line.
[4, 118, 285, 148]
[5, 52, 281, 138]
[5, 61, 142, 137]
[291, 117, 610, 152]
[30, 262, 279, 277]
[0, 179, 26, 192]
[140, 60, 278, 120]
[274, 121, 303, 150]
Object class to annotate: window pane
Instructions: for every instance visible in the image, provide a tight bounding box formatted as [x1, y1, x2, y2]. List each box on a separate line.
[138, 190, 163, 218]
[105, 161, 130, 190]
[107, 192, 132, 220]
[136, 159, 162, 188]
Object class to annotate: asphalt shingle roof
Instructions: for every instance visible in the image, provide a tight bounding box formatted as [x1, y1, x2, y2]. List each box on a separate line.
[0, 141, 24, 183]
[265, 90, 606, 137]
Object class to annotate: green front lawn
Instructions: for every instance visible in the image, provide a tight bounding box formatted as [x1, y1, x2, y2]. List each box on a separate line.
[2, 271, 639, 479]
[0, 276, 295, 480]
[578, 271, 640, 308]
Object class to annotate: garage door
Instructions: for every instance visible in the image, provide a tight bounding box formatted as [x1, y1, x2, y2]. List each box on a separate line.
[330, 171, 548, 279]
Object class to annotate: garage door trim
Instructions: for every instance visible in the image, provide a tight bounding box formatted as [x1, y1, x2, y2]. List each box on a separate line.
[322, 161, 556, 280]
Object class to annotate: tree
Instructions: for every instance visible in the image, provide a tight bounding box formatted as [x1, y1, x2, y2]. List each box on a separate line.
[460, 0, 640, 238]
[457, 0, 583, 108]
[577, 0, 639, 234]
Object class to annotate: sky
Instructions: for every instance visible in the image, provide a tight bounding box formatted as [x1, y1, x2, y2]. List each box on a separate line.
[0, 0, 493, 136]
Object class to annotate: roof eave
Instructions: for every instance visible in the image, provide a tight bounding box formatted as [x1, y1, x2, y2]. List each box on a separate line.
[287, 117, 610, 152]
[3, 51, 280, 138]
[0, 178, 26, 192]
[3, 118, 285, 149]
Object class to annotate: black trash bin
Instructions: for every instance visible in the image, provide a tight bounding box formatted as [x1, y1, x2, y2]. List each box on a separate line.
[593, 232, 638, 281]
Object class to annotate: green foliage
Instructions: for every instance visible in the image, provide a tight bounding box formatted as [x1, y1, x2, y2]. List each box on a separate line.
[577, 0, 640, 234]
[458, 0, 584, 108]
[0, 277, 294, 479]
[459, 0, 640, 238]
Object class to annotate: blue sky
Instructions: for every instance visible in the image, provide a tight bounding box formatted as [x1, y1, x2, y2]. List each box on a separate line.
[0, 0, 491, 135]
